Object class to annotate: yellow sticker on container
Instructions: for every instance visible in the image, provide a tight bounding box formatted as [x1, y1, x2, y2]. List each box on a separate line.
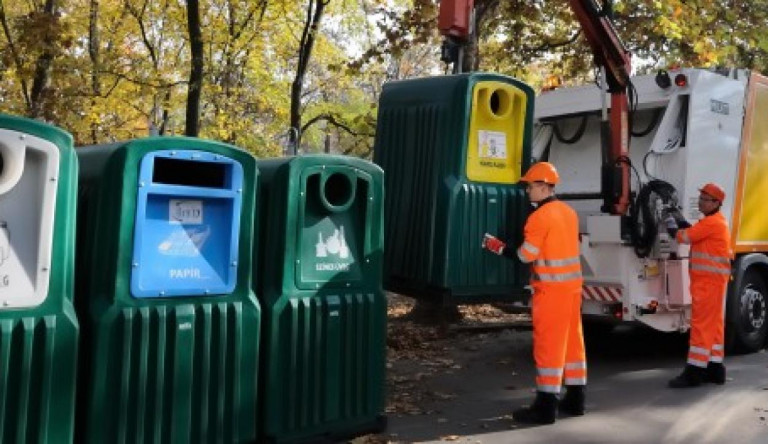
[478, 130, 507, 159]
[466, 81, 527, 184]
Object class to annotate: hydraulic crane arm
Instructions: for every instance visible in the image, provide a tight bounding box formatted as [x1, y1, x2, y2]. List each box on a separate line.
[569, 0, 632, 215]
[569, 0, 631, 91]
[437, 0, 632, 215]
[438, 0, 474, 40]
[438, 0, 474, 72]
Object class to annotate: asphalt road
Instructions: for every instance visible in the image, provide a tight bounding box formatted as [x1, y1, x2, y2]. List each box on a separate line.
[382, 324, 768, 444]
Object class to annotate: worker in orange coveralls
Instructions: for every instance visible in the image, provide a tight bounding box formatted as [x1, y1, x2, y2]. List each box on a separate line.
[665, 183, 732, 388]
[482, 161, 586, 424]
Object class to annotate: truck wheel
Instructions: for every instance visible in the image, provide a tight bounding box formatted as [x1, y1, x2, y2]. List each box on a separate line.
[726, 268, 768, 353]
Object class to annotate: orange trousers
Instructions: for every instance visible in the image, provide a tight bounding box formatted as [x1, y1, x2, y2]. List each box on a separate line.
[687, 274, 728, 367]
[532, 284, 586, 393]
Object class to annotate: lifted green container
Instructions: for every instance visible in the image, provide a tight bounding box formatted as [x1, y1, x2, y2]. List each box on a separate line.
[256, 155, 386, 443]
[373, 73, 534, 305]
[0, 114, 79, 443]
[75, 137, 260, 443]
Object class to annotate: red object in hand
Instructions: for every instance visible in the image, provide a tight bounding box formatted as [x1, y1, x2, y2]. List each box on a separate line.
[482, 233, 506, 255]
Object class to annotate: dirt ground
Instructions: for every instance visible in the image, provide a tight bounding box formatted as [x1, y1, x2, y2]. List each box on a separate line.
[352, 294, 532, 444]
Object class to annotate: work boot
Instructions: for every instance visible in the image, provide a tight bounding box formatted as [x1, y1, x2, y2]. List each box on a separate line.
[704, 362, 726, 385]
[559, 385, 585, 416]
[668, 364, 704, 388]
[512, 391, 558, 424]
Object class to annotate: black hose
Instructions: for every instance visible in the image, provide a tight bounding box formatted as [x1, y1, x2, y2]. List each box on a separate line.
[553, 116, 588, 144]
[629, 180, 678, 258]
[615, 154, 641, 191]
[632, 108, 661, 137]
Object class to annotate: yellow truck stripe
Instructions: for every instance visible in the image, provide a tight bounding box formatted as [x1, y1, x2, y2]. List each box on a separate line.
[732, 73, 768, 253]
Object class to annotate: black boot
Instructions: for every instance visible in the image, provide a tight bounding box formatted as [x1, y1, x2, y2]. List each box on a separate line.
[559, 385, 585, 416]
[705, 362, 726, 385]
[513, 391, 558, 424]
[668, 364, 704, 388]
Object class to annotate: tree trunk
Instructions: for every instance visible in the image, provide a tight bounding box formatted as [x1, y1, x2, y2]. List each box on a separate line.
[88, 0, 101, 143]
[0, 0, 31, 109]
[159, 89, 172, 135]
[28, 0, 59, 119]
[461, 0, 500, 72]
[289, 0, 330, 154]
[185, 0, 204, 136]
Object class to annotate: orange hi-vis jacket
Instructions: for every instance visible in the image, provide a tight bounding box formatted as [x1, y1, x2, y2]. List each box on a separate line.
[676, 211, 732, 280]
[517, 198, 585, 393]
[517, 199, 583, 292]
[676, 210, 731, 367]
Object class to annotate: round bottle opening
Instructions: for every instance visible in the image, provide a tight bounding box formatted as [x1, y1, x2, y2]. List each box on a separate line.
[323, 172, 354, 208]
[488, 89, 511, 118]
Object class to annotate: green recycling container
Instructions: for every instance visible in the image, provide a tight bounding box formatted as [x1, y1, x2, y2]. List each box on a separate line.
[0, 114, 79, 443]
[256, 155, 386, 443]
[74, 137, 260, 443]
[373, 73, 534, 305]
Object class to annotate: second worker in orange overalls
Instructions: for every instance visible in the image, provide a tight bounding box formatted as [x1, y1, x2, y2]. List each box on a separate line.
[665, 183, 732, 387]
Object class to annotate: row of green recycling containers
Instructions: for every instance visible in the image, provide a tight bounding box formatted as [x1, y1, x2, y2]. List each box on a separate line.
[0, 113, 385, 443]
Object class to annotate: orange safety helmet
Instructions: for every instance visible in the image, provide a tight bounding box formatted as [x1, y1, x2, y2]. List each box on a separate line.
[699, 182, 725, 202]
[520, 161, 560, 185]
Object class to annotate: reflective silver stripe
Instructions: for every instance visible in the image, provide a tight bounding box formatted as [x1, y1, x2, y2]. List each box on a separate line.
[531, 271, 583, 282]
[709, 356, 724, 363]
[712, 344, 724, 351]
[537, 384, 561, 394]
[687, 357, 708, 367]
[564, 377, 587, 385]
[691, 251, 730, 264]
[535, 256, 581, 267]
[565, 361, 587, 370]
[522, 241, 540, 255]
[680, 231, 691, 243]
[689, 346, 710, 356]
[690, 263, 731, 275]
[517, 247, 533, 264]
[537, 367, 564, 377]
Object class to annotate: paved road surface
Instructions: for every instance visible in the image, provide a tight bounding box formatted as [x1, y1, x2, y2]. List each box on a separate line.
[383, 325, 768, 444]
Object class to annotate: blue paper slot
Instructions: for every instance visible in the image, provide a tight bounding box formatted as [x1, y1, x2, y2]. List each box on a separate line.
[131, 150, 243, 298]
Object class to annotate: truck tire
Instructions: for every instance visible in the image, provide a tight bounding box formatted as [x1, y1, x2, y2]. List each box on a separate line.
[726, 268, 768, 353]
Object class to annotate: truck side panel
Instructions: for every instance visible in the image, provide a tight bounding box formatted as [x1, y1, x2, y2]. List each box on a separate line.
[733, 73, 768, 252]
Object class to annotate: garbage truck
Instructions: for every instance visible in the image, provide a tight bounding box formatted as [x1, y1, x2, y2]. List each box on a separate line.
[420, 0, 768, 352]
[535, 67, 768, 353]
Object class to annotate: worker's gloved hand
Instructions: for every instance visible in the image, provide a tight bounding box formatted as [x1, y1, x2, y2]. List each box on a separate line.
[664, 216, 679, 237]
[482, 233, 506, 255]
[663, 207, 691, 228]
[675, 214, 691, 229]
